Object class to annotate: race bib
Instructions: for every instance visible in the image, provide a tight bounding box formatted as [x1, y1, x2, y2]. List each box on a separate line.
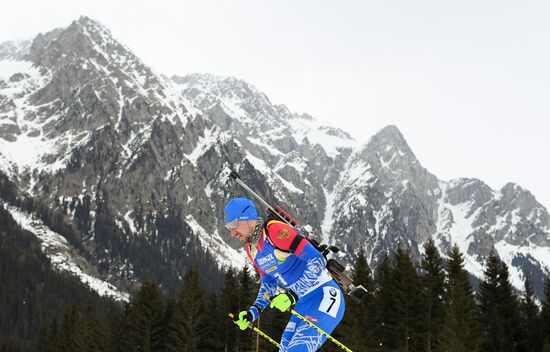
[318, 286, 341, 318]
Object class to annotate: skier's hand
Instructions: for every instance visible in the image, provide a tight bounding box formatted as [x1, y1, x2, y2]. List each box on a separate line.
[269, 291, 297, 312]
[233, 310, 252, 330]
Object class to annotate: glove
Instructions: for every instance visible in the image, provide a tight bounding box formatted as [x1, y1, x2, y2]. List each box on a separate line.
[269, 291, 298, 312]
[233, 310, 252, 330]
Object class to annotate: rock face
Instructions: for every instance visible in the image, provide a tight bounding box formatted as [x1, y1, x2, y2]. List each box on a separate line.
[1, 17, 549, 298]
[0, 17, 249, 294]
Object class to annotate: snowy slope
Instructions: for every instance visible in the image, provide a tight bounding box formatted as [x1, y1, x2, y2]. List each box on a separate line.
[4, 203, 129, 301]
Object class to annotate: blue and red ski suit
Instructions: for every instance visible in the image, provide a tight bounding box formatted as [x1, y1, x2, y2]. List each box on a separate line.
[246, 220, 345, 352]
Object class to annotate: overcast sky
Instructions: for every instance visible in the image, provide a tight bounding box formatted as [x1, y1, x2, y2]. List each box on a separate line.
[1, 0, 549, 209]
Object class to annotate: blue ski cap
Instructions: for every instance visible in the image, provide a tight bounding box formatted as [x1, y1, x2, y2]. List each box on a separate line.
[224, 198, 259, 224]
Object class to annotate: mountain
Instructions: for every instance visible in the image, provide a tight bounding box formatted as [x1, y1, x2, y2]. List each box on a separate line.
[172, 76, 550, 297]
[0, 16, 248, 297]
[1, 17, 549, 303]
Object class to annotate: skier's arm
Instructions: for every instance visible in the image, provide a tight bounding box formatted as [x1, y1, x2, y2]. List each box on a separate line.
[285, 240, 328, 298]
[249, 274, 278, 321]
[268, 222, 329, 299]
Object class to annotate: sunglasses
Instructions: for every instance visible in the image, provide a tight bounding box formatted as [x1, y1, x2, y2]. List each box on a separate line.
[225, 220, 239, 230]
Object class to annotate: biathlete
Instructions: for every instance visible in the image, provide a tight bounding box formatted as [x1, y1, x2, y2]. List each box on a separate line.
[224, 197, 345, 352]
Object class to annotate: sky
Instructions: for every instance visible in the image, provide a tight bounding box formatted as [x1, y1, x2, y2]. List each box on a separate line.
[1, 0, 549, 209]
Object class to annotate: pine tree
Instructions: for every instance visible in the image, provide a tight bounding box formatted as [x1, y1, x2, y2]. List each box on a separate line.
[202, 293, 224, 352]
[437, 244, 481, 352]
[101, 301, 124, 352]
[371, 252, 395, 351]
[339, 246, 375, 351]
[1, 337, 21, 352]
[34, 318, 59, 352]
[420, 239, 445, 352]
[518, 276, 542, 352]
[238, 265, 257, 352]
[56, 305, 78, 352]
[73, 302, 102, 352]
[165, 268, 207, 352]
[498, 260, 524, 351]
[390, 247, 423, 352]
[540, 276, 550, 350]
[122, 281, 165, 352]
[477, 251, 522, 352]
[220, 267, 241, 352]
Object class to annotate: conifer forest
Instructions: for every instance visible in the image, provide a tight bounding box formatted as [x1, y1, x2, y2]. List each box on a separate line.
[2, 237, 550, 352]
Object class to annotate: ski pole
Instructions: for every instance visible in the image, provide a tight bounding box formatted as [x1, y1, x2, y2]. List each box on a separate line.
[263, 295, 353, 352]
[227, 313, 280, 348]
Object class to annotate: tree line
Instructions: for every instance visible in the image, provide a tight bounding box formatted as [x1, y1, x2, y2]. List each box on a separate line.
[3, 240, 550, 352]
[0, 203, 111, 351]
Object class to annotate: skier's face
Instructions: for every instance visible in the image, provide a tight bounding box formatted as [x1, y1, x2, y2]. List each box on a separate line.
[229, 220, 256, 243]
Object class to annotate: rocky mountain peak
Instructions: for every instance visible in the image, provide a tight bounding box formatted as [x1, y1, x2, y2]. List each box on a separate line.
[365, 125, 415, 158]
[445, 178, 495, 206]
[499, 182, 549, 225]
[351, 125, 433, 188]
[501, 182, 532, 201]
[172, 73, 272, 105]
[28, 16, 136, 71]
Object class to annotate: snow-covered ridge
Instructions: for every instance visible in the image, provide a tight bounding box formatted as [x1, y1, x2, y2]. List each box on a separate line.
[4, 203, 129, 301]
[434, 180, 550, 291]
[0, 38, 33, 60]
[173, 73, 359, 159]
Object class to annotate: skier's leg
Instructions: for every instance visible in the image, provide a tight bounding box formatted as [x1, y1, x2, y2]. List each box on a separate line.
[285, 281, 346, 352]
[285, 320, 324, 352]
[279, 315, 301, 351]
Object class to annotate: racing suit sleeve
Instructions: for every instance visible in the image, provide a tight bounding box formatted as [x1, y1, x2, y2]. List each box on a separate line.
[267, 222, 329, 299]
[285, 240, 328, 298]
[249, 274, 278, 321]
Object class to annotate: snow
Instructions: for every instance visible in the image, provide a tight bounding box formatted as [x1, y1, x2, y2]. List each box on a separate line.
[221, 98, 250, 120]
[274, 174, 303, 194]
[245, 153, 271, 174]
[0, 134, 56, 170]
[433, 181, 550, 289]
[246, 153, 304, 195]
[321, 188, 336, 244]
[5, 204, 129, 301]
[445, 200, 477, 256]
[494, 241, 526, 289]
[184, 127, 218, 166]
[493, 240, 550, 291]
[380, 152, 398, 170]
[248, 137, 284, 157]
[345, 161, 374, 186]
[124, 211, 138, 234]
[283, 159, 307, 176]
[185, 215, 246, 269]
[291, 115, 359, 158]
[0, 59, 75, 175]
[435, 182, 486, 279]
